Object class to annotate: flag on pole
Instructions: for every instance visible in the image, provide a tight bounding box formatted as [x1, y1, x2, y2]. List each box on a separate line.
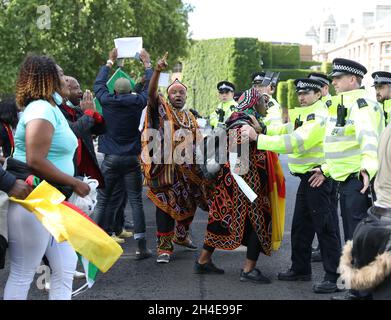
[266, 151, 286, 251]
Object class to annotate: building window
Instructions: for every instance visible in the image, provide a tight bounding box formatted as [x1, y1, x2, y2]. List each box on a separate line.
[326, 28, 334, 43]
[385, 44, 391, 55]
[385, 65, 390, 72]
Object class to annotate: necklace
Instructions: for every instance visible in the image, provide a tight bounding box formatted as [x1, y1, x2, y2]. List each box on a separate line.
[171, 107, 192, 129]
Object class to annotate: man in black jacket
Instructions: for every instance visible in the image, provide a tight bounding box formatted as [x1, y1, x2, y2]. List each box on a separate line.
[59, 76, 106, 187]
[92, 48, 153, 260]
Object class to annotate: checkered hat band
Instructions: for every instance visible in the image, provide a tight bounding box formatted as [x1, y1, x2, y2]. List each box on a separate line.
[296, 81, 321, 90]
[333, 64, 365, 77]
[219, 84, 234, 91]
[375, 76, 391, 83]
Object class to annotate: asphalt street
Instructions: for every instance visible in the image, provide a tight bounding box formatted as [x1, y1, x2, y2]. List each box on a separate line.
[0, 155, 343, 300]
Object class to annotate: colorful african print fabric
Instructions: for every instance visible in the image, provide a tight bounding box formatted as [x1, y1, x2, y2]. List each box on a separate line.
[141, 96, 212, 222]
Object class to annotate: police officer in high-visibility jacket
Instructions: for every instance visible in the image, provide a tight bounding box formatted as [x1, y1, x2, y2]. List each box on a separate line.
[309, 58, 384, 300]
[209, 81, 238, 128]
[251, 72, 291, 135]
[308, 72, 333, 108]
[241, 78, 341, 294]
[308, 72, 341, 263]
[372, 71, 391, 126]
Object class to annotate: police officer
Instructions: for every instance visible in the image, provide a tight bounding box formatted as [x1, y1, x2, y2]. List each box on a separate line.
[372, 71, 391, 126]
[209, 81, 237, 128]
[241, 79, 342, 294]
[308, 72, 333, 107]
[308, 72, 341, 263]
[252, 72, 291, 135]
[309, 58, 384, 300]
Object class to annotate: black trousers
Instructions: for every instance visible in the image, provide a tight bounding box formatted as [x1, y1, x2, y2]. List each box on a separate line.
[291, 174, 341, 282]
[338, 177, 371, 242]
[204, 217, 262, 262]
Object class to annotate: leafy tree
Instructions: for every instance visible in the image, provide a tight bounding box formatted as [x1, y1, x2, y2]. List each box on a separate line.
[0, 0, 191, 96]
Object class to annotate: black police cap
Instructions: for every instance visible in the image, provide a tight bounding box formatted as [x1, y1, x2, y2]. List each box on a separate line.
[308, 72, 331, 87]
[251, 72, 266, 84]
[294, 78, 323, 93]
[330, 58, 367, 78]
[217, 81, 235, 92]
[372, 71, 391, 86]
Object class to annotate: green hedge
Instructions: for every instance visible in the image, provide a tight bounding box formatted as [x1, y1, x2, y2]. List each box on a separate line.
[287, 79, 300, 109]
[300, 61, 322, 69]
[182, 39, 320, 115]
[233, 38, 263, 92]
[276, 81, 288, 108]
[273, 68, 312, 82]
[259, 42, 273, 68]
[182, 38, 237, 116]
[271, 44, 300, 68]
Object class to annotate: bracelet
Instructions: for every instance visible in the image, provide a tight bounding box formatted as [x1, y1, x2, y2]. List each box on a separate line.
[106, 59, 114, 66]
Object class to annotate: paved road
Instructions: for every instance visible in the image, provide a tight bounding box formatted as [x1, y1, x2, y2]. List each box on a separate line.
[0, 155, 342, 300]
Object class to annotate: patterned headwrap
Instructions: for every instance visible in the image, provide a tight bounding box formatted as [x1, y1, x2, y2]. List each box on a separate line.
[167, 78, 188, 95]
[236, 88, 261, 111]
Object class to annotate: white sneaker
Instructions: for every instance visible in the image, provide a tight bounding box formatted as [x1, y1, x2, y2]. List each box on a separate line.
[74, 271, 86, 280]
[156, 253, 171, 264]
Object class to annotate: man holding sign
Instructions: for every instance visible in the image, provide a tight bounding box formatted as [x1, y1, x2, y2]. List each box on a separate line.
[93, 47, 153, 260]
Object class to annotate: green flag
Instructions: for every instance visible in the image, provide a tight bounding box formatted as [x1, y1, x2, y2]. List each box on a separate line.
[94, 68, 136, 114]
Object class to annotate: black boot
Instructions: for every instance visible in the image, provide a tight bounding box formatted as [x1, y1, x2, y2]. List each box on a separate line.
[135, 238, 152, 260]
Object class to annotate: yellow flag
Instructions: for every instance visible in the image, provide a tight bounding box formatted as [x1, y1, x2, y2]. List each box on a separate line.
[11, 181, 123, 273]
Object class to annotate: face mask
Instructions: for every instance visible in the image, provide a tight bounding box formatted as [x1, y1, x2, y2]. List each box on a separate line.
[66, 100, 76, 108]
[52, 92, 63, 106]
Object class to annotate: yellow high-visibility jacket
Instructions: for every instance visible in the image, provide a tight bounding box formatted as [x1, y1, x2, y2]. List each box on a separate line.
[257, 99, 328, 174]
[321, 89, 384, 181]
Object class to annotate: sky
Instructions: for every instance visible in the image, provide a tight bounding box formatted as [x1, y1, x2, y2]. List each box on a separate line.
[186, 0, 384, 44]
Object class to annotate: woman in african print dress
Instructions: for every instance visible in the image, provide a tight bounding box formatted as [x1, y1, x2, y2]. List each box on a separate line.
[195, 88, 285, 283]
[141, 53, 211, 264]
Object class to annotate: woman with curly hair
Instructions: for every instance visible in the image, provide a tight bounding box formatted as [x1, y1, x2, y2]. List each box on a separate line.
[3, 55, 90, 300]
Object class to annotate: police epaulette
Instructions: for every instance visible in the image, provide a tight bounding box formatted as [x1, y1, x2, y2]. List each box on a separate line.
[267, 101, 274, 108]
[307, 113, 315, 121]
[326, 100, 332, 108]
[357, 98, 368, 109]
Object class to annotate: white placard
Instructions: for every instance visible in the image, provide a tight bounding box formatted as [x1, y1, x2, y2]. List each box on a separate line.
[158, 73, 170, 88]
[114, 37, 143, 59]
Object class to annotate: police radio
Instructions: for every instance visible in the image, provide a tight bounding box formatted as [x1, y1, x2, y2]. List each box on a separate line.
[216, 108, 225, 123]
[336, 95, 347, 127]
[294, 115, 303, 130]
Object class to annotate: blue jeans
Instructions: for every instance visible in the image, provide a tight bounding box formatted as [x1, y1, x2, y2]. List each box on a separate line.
[92, 154, 146, 239]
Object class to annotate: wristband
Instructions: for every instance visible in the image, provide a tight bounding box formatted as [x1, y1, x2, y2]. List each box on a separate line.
[106, 59, 114, 66]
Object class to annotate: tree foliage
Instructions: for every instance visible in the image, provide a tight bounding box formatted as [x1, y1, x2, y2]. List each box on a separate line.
[0, 0, 191, 96]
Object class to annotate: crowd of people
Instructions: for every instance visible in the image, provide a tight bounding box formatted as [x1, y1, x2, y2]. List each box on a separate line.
[0, 45, 390, 300]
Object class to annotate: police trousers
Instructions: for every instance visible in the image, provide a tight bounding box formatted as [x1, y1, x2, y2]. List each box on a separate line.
[291, 173, 341, 282]
[337, 176, 371, 242]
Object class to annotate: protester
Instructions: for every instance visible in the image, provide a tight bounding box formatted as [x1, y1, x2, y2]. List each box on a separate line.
[195, 88, 285, 283]
[93, 48, 152, 259]
[3, 55, 90, 300]
[142, 53, 211, 264]
[60, 76, 105, 187]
